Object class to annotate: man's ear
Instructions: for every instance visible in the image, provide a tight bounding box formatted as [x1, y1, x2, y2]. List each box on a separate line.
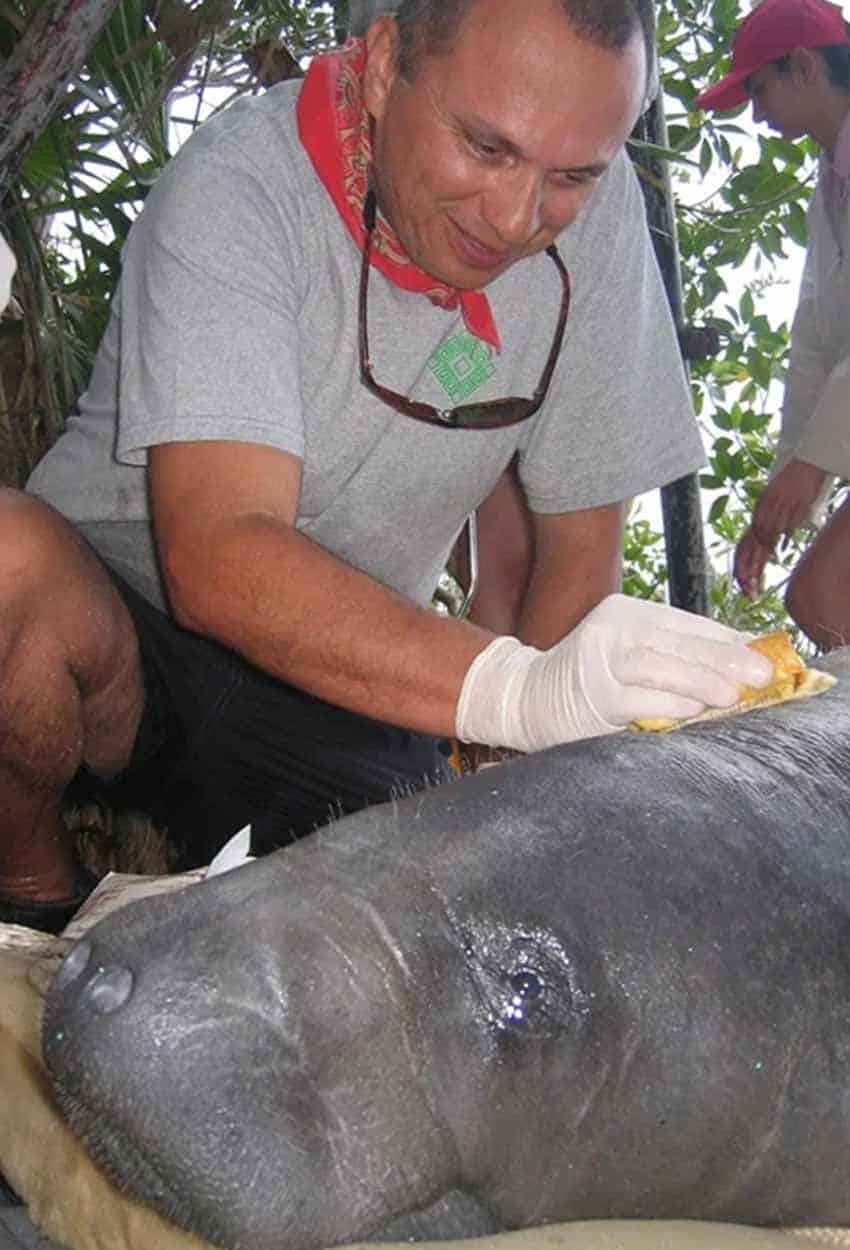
[789, 45, 822, 86]
[363, 16, 401, 122]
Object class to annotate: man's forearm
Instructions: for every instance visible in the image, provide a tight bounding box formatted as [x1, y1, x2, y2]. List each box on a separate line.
[517, 503, 625, 650]
[164, 510, 496, 738]
[163, 509, 773, 755]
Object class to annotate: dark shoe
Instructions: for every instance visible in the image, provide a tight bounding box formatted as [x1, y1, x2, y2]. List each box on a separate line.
[0, 867, 99, 935]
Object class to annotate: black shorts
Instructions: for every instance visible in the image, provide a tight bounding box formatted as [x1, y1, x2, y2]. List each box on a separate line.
[88, 569, 450, 869]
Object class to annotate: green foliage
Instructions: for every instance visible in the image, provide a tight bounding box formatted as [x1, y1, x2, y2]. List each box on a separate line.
[622, 504, 669, 603]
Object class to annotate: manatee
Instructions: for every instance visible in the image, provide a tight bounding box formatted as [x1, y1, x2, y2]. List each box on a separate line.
[43, 648, 850, 1250]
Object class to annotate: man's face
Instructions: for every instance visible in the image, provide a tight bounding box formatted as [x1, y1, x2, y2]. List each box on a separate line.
[747, 62, 808, 138]
[363, 0, 646, 290]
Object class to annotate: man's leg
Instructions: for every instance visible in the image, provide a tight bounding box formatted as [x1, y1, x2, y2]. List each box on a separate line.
[785, 495, 850, 651]
[68, 569, 449, 869]
[0, 490, 144, 908]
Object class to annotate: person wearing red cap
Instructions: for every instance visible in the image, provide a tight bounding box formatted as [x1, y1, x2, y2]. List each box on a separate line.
[698, 0, 850, 649]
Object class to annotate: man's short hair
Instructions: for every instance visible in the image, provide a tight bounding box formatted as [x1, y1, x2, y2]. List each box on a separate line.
[393, 0, 653, 90]
[773, 31, 850, 92]
[821, 38, 850, 89]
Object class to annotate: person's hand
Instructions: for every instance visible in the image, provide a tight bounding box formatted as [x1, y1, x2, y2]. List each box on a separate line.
[751, 459, 828, 552]
[733, 525, 773, 601]
[455, 593, 773, 753]
[733, 460, 827, 600]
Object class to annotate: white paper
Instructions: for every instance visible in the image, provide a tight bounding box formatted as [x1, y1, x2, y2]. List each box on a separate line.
[205, 825, 255, 878]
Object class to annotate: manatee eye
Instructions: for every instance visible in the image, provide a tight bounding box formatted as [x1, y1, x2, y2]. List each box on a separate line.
[502, 967, 545, 1025]
[510, 969, 543, 999]
[458, 916, 586, 1041]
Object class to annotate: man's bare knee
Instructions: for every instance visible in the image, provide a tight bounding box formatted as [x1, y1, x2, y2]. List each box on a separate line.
[0, 489, 144, 779]
[0, 491, 112, 649]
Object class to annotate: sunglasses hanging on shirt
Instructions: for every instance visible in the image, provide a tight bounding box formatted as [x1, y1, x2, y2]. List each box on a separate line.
[358, 188, 570, 430]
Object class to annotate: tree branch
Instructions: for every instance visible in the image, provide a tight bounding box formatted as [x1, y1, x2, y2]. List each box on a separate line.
[0, 0, 122, 192]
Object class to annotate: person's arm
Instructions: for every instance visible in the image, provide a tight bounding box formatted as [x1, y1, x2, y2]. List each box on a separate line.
[772, 190, 847, 490]
[150, 439, 493, 739]
[735, 192, 840, 602]
[761, 192, 848, 527]
[455, 480, 620, 766]
[750, 458, 830, 548]
[516, 502, 624, 649]
[734, 208, 838, 599]
[151, 439, 772, 752]
[735, 458, 830, 601]
[464, 460, 532, 636]
[462, 472, 623, 646]
[733, 526, 774, 602]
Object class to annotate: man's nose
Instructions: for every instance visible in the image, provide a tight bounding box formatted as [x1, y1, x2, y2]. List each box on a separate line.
[482, 167, 545, 247]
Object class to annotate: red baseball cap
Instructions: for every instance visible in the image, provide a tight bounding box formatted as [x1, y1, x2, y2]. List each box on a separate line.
[696, 0, 850, 112]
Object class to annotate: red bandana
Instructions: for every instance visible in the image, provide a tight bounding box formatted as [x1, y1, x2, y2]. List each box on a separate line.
[297, 38, 500, 351]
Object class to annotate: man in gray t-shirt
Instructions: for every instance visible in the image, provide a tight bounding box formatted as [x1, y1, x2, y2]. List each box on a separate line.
[0, 0, 770, 932]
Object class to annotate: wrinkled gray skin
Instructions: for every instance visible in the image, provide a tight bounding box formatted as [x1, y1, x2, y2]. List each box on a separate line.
[44, 649, 850, 1250]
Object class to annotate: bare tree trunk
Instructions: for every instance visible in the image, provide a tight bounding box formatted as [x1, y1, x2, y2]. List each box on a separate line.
[0, 0, 121, 192]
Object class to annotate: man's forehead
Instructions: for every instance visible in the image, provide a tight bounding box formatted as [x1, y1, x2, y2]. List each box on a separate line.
[454, 0, 597, 48]
[420, 13, 645, 146]
[418, 1, 643, 87]
[444, 1, 644, 105]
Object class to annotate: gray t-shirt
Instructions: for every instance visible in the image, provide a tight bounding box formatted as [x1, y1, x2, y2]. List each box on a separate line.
[28, 80, 704, 610]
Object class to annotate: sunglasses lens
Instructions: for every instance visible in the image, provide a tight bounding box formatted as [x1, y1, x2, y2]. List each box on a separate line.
[456, 402, 532, 429]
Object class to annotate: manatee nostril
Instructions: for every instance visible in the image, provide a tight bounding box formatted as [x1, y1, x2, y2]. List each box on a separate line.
[82, 965, 135, 1014]
[53, 939, 93, 990]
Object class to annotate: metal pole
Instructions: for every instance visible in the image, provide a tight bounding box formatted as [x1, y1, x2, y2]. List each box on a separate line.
[631, 96, 713, 616]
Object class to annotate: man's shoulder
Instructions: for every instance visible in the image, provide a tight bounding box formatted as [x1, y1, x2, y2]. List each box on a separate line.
[173, 79, 305, 173]
[136, 78, 327, 235]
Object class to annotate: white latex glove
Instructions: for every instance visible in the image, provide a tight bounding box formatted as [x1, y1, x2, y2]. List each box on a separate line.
[455, 593, 774, 753]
